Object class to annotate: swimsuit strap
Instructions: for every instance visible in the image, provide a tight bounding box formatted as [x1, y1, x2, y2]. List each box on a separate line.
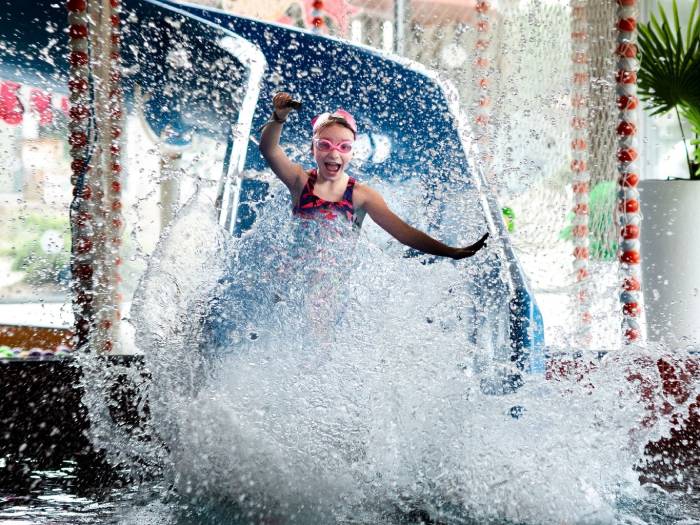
[307, 168, 317, 191]
[292, 169, 356, 223]
[294, 170, 317, 212]
[343, 177, 356, 202]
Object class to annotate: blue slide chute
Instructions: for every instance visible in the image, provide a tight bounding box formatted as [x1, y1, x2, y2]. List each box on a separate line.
[0, 0, 545, 380]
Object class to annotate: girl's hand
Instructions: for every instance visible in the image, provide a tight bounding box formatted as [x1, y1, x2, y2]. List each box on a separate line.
[450, 232, 489, 259]
[272, 92, 296, 121]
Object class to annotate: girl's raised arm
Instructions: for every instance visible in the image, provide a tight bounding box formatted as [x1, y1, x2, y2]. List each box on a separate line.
[258, 93, 305, 193]
[356, 185, 488, 260]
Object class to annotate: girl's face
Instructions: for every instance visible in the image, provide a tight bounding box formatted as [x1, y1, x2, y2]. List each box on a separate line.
[312, 123, 355, 181]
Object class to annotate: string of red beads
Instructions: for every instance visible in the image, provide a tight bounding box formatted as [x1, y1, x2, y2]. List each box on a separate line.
[615, 0, 642, 344]
[570, 0, 592, 343]
[67, 0, 93, 349]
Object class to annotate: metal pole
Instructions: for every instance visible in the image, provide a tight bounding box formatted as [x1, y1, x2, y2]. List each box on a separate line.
[394, 0, 405, 55]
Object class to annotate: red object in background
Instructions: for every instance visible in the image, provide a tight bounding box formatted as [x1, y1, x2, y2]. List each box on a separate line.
[573, 225, 589, 237]
[69, 131, 88, 148]
[617, 147, 638, 163]
[635, 357, 700, 488]
[571, 159, 587, 172]
[69, 24, 88, 39]
[66, 0, 87, 13]
[621, 224, 640, 239]
[620, 250, 640, 264]
[573, 203, 589, 215]
[1, 81, 69, 126]
[69, 51, 89, 67]
[617, 121, 636, 136]
[75, 211, 92, 227]
[623, 302, 640, 316]
[279, 0, 360, 35]
[617, 94, 639, 110]
[616, 42, 638, 58]
[476, 1, 490, 13]
[615, 69, 637, 84]
[476, 20, 490, 32]
[623, 277, 641, 291]
[70, 105, 89, 121]
[71, 158, 87, 174]
[80, 184, 92, 200]
[571, 138, 587, 150]
[624, 327, 640, 341]
[74, 263, 93, 281]
[619, 172, 639, 187]
[30, 88, 53, 126]
[619, 199, 639, 213]
[618, 18, 637, 32]
[547, 353, 700, 489]
[0, 81, 24, 125]
[572, 181, 589, 193]
[76, 237, 93, 255]
[68, 78, 88, 93]
[573, 246, 589, 259]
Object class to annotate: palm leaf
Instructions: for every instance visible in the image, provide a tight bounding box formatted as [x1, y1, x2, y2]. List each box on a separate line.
[637, 0, 700, 177]
[682, 103, 700, 133]
[687, 0, 699, 43]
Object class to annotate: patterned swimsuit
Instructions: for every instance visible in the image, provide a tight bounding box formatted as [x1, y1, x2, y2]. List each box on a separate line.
[292, 169, 364, 227]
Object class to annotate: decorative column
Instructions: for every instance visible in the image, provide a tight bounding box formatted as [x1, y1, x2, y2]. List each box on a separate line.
[67, 0, 95, 351]
[614, 0, 642, 344]
[311, 0, 325, 33]
[67, 0, 124, 353]
[472, 0, 493, 181]
[570, 0, 592, 345]
[104, 0, 125, 352]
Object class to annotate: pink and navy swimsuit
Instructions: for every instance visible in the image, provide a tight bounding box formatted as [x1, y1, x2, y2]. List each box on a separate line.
[292, 169, 364, 228]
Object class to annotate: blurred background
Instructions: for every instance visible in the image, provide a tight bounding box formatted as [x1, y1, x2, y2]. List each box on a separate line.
[0, 0, 692, 349]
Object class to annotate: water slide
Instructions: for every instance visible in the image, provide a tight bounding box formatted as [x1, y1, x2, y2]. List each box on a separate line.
[0, 0, 544, 381]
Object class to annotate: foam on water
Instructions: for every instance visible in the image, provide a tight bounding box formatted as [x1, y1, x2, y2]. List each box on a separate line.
[83, 186, 699, 525]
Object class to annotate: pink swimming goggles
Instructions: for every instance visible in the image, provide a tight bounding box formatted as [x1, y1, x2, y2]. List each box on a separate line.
[311, 109, 358, 136]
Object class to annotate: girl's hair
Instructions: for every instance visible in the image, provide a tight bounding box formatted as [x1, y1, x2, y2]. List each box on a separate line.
[313, 116, 356, 138]
[311, 110, 358, 139]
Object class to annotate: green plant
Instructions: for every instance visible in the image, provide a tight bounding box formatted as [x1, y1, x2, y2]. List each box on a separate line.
[2, 214, 70, 286]
[561, 181, 617, 261]
[637, 0, 700, 180]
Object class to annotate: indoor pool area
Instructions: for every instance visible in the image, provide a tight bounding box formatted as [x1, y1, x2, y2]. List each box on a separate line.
[0, 0, 698, 523]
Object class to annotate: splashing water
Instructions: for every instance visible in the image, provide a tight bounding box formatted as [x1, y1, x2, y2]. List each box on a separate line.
[79, 182, 699, 525]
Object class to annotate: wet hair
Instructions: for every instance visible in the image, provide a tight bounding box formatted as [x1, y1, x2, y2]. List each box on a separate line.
[312, 116, 356, 139]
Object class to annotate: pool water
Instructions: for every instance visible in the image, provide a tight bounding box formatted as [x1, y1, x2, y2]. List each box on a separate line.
[2, 465, 699, 524]
[3, 194, 699, 525]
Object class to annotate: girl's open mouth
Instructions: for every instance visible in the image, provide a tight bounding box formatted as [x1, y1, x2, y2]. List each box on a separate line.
[325, 162, 341, 173]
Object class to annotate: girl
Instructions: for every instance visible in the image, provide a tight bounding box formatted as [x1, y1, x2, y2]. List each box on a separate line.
[258, 92, 489, 259]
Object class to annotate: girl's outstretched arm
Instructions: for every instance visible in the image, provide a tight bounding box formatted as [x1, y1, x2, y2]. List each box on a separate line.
[258, 93, 305, 193]
[357, 185, 489, 260]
